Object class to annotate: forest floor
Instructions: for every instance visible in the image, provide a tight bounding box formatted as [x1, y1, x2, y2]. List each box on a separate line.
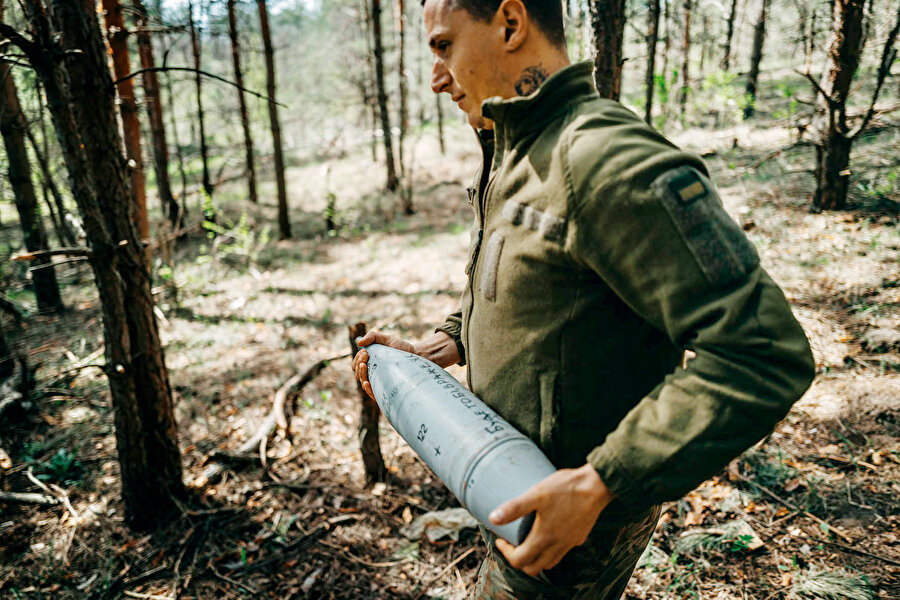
[1, 101, 900, 599]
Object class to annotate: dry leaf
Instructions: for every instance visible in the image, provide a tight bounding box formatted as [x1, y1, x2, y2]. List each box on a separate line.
[402, 506, 413, 524]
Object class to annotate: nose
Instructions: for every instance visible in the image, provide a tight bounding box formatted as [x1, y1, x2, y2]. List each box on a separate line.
[431, 57, 452, 95]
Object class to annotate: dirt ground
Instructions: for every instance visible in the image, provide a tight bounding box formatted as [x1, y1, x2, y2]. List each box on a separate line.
[1, 106, 899, 599]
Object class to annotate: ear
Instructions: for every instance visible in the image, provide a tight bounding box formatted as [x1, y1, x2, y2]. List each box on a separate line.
[497, 0, 528, 51]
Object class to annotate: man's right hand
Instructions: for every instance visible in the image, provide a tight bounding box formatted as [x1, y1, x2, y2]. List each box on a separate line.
[352, 330, 460, 400]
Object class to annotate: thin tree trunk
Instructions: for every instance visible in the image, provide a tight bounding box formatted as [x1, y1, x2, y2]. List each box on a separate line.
[397, 0, 413, 214]
[162, 66, 188, 212]
[361, 0, 379, 162]
[227, 0, 259, 205]
[188, 1, 213, 203]
[371, 0, 399, 192]
[644, 0, 661, 123]
[679, 0, 693, 120]
[661, 0, 672, 121]
[257, 0, 291, 239]
[24, 125, 74, 246]
[101, 0, 149, 242]
[722, 0, 739, 70]
[349, 323, 387, 484]
[813, 0, 865, 210]
[589, 0, 627, 100]
[18, 0, 185, 529]
[743, 0, 770, 118]
[132, 0, 181, 227]
[0, 44, 63, 314]
[436, 93, 445, 154]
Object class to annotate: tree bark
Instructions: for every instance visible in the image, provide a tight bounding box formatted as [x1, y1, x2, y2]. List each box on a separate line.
[436, 93, 445, 154]
[397, 0, 413, 214]
[257, 0, 291, 239]
[132, 0, 181, 227]
[16, 0, 185, 529]
[101, 0, 149, 242]
[722, 0, 739, 70]
[644, 0, 660, 123]
[0, 48, 63, 314]
[743, 0, 770, 118]
[188, 1, 214, 203]
[361, 0, 379, 162]
[227, 0, 259, 205]
[589, 0, 627, 100]
[813, 0, 865, 210]
[371, 0, 399, 192]
[678, 0, 693, 120]
[349, 323, 387, 484]
[162, 65, 188, 212]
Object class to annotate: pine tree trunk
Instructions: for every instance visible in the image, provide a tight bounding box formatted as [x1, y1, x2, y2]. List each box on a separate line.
[188, 1, 214, 202]
[227, 0, 259, 205]
[101, 0, 149, 242]
[660, 0, 672, 121]
[397, 0, 413, 214]
[743, 0, 770, 118]
[436, 93, 445, 154]
[0, 51, 63, 314]
[163, 67, 188, 211]
[19, 0, 184, 528]
[814, 133, 852, 210]
[644, 0, 660, 123]
[132, 0, 181, 227]
[679, 0, 693, 120]
[257, 0, 291, 239]
[589, 0, 627, 100]
[361, 0, 379, 162]
[813, 0, 865, 210]
[722, 0, 739, 70]
[371, 0, 399, 192]
[349, 323, 387, 484]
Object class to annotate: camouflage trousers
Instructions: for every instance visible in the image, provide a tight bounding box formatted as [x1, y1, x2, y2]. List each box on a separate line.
[470, 505, 661, 600]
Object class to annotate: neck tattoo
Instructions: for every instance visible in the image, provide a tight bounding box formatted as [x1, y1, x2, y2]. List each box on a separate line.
[514, 65, 549, 96]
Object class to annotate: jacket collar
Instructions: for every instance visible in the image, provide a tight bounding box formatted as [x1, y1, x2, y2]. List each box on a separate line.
[481, 61, 596, 147]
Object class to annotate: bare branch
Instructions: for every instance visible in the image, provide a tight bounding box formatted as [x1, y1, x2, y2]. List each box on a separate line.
[11, 247, 93, 261]
[852, 3, 900, 140]
[111, 66, 288, 108]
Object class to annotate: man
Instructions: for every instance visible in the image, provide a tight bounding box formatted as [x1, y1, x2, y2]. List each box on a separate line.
[353, 1, 815, 598]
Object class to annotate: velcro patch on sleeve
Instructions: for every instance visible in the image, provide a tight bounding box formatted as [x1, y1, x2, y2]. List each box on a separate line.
[651, 165, 759, 287]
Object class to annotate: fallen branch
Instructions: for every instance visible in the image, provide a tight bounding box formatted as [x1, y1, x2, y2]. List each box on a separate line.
[237, 353, 349, 458]
[411, 547, 478, 600]
[733, 472, 853, 543]
[10, 247, 92, 261]
[813, 537, 900, 568]
[0, 490, 59, 505]
[231, 522, 330, 574]
[194, 354, 348, 487]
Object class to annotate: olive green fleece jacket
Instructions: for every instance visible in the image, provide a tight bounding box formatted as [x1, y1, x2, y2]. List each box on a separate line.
[436, 62, 815, 515]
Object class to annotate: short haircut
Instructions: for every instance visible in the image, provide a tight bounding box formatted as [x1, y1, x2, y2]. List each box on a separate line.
[423, 0, 566, 47]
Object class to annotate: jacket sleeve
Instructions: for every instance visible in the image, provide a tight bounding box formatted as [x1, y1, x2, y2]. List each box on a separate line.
[563, 132, 815, 510]
[436, 310, 466, 366]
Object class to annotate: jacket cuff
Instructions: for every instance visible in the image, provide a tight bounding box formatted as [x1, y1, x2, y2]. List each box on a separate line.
[435, 316, 466, 366]
[587, 444, 647, 512]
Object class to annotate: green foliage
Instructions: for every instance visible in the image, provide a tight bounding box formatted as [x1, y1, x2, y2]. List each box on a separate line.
[28, 448, 84, 486]
[199, 211, 271, 270]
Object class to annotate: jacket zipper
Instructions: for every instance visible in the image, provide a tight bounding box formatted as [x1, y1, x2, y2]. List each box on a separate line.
[464, 133, 501, 387]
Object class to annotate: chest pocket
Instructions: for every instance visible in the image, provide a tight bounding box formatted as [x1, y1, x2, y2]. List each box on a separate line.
[478, 232, 504, 301]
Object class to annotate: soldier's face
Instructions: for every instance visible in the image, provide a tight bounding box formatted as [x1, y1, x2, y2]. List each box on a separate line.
[424, 0, 504, 129]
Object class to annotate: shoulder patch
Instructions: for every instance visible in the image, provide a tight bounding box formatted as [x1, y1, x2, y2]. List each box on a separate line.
[651, 166, 759, 287]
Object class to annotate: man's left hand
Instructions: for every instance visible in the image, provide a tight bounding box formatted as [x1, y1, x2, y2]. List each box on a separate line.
[489, 463, 614, 577]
